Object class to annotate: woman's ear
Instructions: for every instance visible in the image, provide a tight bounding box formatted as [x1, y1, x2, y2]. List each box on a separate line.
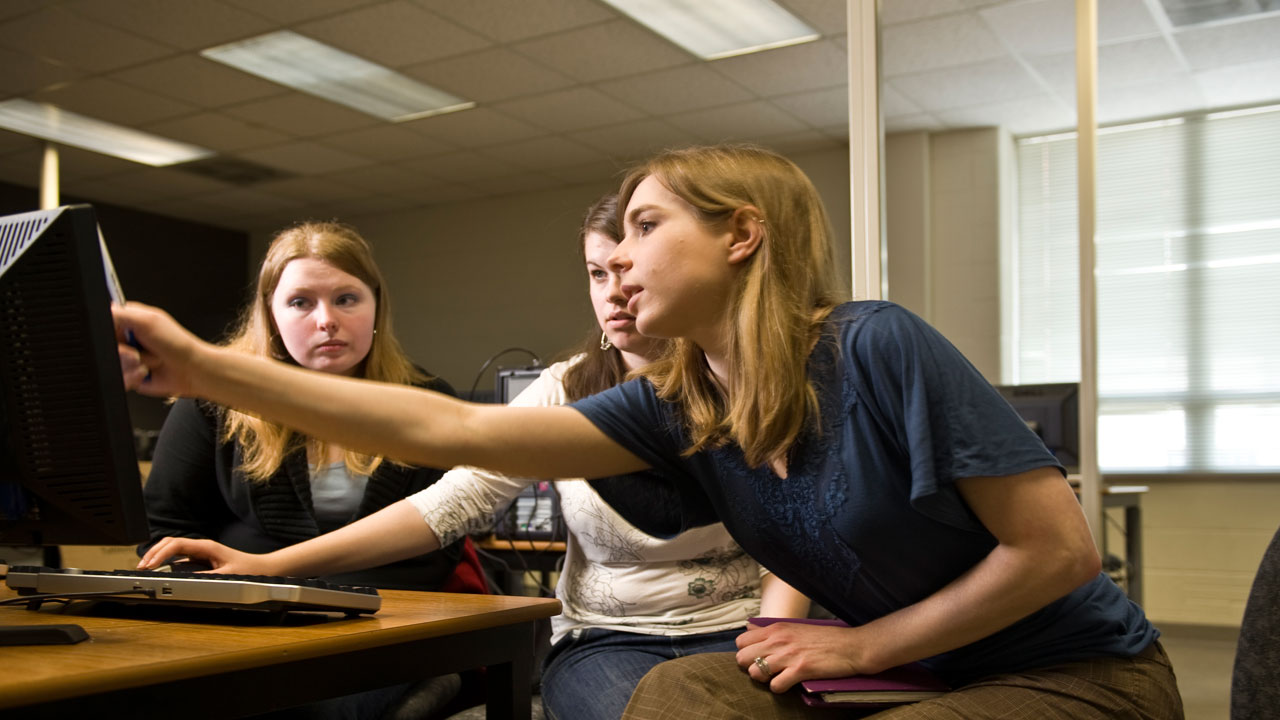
[726, 206, 766, 265]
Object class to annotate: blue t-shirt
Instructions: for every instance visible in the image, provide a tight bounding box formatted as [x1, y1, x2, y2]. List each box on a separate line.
[572, 301, 1155, 684]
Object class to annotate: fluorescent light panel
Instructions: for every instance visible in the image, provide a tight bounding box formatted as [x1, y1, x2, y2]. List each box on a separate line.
[600, 0, 820, 60]
[201, 31, 475, 122]
[0, 99, 214, 166]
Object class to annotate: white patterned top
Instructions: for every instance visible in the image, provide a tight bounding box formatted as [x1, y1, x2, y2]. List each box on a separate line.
[406, 357, 767, 644]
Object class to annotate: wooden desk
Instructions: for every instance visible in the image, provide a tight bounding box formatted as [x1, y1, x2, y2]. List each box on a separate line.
[1070, 480, 1149, 606]
[0, 587, 560, 719]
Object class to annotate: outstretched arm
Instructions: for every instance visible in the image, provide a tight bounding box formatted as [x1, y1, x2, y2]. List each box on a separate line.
[735, 466, 1099, 692]
[115, 302, 647, 480]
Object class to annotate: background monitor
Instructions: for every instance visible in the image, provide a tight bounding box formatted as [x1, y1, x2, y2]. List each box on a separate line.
[495, 366, 543, 405]
[995, 382, 1080, 474]
[0, 204, 147, 548]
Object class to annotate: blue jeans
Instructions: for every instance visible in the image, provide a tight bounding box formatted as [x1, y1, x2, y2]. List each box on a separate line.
[540, 627, 743, 720]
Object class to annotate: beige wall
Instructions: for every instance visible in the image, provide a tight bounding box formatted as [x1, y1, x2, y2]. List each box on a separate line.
[884, 128, 1278, 628]
[251, 145, 853, 393]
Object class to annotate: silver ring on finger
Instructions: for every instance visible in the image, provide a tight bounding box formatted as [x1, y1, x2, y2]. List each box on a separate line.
[754, 656, 773, 676]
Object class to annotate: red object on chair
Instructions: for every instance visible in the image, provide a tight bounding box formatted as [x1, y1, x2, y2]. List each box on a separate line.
[441, 536, 489, 594]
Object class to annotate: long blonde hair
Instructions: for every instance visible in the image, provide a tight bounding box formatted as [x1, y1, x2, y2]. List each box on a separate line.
[617, 145, 846, 468]
[223, 221, 426, 481]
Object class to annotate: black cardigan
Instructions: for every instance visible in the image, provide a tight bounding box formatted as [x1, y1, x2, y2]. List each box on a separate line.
[138, 376, 463, 590]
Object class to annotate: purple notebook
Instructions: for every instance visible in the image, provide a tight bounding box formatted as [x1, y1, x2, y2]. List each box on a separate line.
[748, 617, 949, 708]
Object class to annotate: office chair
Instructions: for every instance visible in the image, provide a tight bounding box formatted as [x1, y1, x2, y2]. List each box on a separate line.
[1230, 523, 1280, 719]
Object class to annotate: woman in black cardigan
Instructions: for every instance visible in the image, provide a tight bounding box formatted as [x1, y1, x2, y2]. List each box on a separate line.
[138, 221, 486, 595]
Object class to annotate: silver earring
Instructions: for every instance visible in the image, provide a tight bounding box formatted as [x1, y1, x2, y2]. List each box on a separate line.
[600, 332, 613, 351]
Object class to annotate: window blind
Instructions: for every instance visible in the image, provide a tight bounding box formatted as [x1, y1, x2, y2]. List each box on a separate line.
[1011, 105, 1280, 473]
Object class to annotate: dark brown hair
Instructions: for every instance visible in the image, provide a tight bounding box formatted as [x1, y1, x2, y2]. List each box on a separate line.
[560, 194, 633, 402]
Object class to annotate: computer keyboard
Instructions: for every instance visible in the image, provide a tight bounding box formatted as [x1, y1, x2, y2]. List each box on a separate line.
[4, 566, 381, 616]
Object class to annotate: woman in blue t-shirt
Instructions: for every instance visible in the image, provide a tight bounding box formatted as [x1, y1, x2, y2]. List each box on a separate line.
[115, 145, 1182, 719]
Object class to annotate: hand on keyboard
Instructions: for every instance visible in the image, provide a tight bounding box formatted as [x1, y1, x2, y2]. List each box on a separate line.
[139, 537, 274, 577]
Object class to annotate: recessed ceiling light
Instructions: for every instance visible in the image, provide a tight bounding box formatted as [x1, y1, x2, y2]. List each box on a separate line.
[600, 0, 820, 60]
[0, 99, 214, 167]
[202, 31, 475, 122]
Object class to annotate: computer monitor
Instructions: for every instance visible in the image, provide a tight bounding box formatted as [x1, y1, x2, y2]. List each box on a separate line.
[994, 382, 1080, 474]
[0, 205, 147, 548]
[495, 366, 543, 405]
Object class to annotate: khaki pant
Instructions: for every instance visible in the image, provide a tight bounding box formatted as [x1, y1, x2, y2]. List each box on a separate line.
[622, 641, 1183, 720]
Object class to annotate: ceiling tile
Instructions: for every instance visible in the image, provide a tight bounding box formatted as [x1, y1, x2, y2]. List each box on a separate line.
[1097, 0, 1164, 41]
[402, 48, 575, 104]
[32, 76, 197, 126]
[111, 55, 285, 108]
[144, 194, 246, 227]
[479, 135, 606, 170]
[884, 114, 945, 133]
[298, 1, 490, 68]
[1193, 60, 1280, 109]
[1030, 37, 1186, 97]
[880, 0, 965, 25]
[97, 165, 236, 200]
[255, 175, 365, 204]
[64, 0, 275, 50]
[571, 118, 701, 158]
[979, 0, 1076, 56]
[314, 192, 426, 219]
[317, 125, 454, 162]
[0, 127, 40, 156]
[936, 94, 1074, 135]
[143, 112, 290, 152]
[492, 87, 639, 132]
[596, 64, 752, 115]
[777, 0, 848, 35]
[1175, 14, 1280, 72]
[0, 6, 172, 72]
[58, 167, 214, 208]
[414, 0, 615, 42]
[711, 40, 846, 97]
[222, 0, 384, 24]
[771, 86, 851, 129]
[1097, 76, 1205, 125]
[892, 58, 1047, 112]
[882, 83, 924, 117]
[243, 140, 371, 175]
[401, 106, 543, 148]
[225, 93, 381, 137]
[513, 18, 690, 83]
[397, 149, 523, 184]
[757, 129, 845, 156]
[323, 162, 437, 196]
[667, 100, 809, 143]
[480, 170, 567, 196]
[881, 13, 1005, 76]
[544, 158, 631, 185]
[199, 186, 307, 214]
[0, 46, 83, 96]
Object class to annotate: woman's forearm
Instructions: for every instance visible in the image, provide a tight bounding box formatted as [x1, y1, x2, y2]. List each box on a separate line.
[849, 468, 1099, 672]
[265, 500, 441, 577]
